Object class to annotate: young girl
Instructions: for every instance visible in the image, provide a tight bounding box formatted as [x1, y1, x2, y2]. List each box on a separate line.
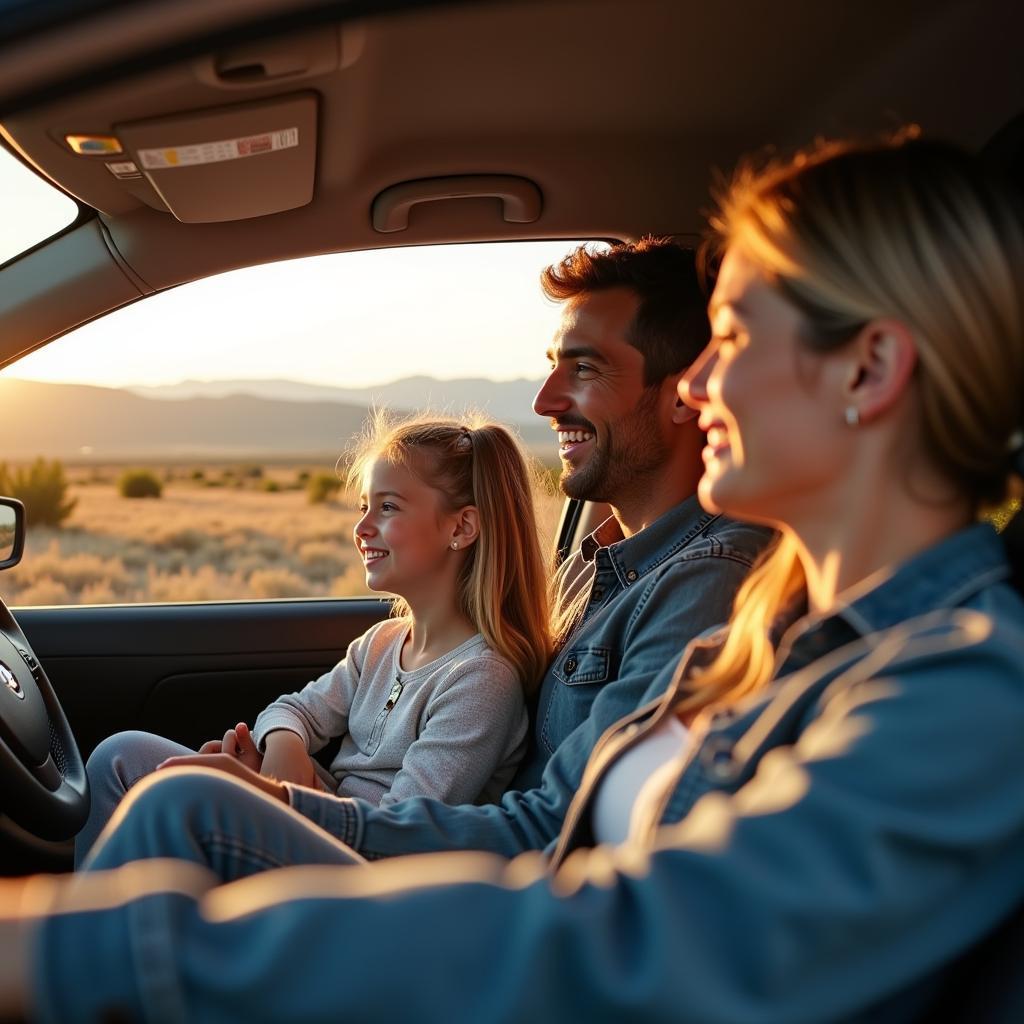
[72, 414, 550, 865]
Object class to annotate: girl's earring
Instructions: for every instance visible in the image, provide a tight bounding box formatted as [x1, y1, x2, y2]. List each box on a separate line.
[451, 541, 459, 550]
[844, 406, 860, 427]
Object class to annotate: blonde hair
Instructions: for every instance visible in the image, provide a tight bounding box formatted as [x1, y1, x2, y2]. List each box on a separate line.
[347, 412, 551, 693]
[680, 131, 1024, 715]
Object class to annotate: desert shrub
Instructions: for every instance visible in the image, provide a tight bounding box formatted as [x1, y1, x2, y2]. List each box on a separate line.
[37, 551, 129, 593]
[191, 468, 205, 480]
[120, 544, 152, 570]
[118, 469, 163, 499]
[244, 536, 283, 562]
[243, 464, 264, 479]
[329, 562, 373, 597]
[0, 457, 77, 527]
[306, 472, 342, 504]
[248, 567, 309, 599]
[147, 565, 246, 603]
[262, 479, 281, 493]
[13, 576, 71, 606]
[297, 526, 352, 546]
[297, 540, 351, 581]
[79, 581, 119, 605]
[153, 527, 206, 553]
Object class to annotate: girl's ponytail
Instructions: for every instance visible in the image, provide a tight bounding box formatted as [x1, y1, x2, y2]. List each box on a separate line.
[465, 424, 550, 693]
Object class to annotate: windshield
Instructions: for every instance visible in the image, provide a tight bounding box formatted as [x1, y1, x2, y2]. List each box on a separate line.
[0, 145, 79, 264]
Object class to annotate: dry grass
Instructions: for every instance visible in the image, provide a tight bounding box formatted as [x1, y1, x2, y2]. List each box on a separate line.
[2, 466, 564, 607]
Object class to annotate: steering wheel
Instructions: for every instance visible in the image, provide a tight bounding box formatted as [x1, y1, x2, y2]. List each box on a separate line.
[0, 597, 88, 841]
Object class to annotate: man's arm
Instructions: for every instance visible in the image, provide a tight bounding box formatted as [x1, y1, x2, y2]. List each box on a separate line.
[286, 548, 759, 858]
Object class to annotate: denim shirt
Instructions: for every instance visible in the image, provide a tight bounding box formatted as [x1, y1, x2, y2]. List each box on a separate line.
[516, 495, 774, 789]
[38, 524, 1024, 1024]
[287, 495, 773, 856]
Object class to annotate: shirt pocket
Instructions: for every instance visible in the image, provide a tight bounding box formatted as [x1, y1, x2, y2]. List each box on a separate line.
[540, 646, 615, 754]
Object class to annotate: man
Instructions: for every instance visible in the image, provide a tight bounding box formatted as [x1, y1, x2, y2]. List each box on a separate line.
[84, 238, 772, 871]
[512, 238, 760, 789]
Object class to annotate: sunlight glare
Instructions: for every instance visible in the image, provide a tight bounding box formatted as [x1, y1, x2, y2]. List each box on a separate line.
[0, 147, 79, 264]
[7, 241, 600, 388]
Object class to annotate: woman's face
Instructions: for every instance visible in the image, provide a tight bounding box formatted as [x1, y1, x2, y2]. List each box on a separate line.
[679, 246, 852, 529]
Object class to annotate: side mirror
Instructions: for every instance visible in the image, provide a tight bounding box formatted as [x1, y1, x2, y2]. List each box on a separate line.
[0, 497, 25, 569]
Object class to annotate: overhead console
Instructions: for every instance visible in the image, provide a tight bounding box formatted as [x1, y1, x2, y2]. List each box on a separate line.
[113, 92, 318, 223]
[0, 26, 346, 223]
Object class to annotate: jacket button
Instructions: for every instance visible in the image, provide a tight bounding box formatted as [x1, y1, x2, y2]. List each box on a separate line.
[700, 737, 740, 782]
[625, 569, 638, 582]
[564, 657, 577, 675]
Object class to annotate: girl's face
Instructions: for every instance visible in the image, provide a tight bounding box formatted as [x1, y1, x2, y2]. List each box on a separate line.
[353, 457, 458, 597]
[679, 246, 852, 529]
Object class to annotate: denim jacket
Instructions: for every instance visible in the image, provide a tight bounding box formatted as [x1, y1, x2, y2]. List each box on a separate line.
[287, 495, 773, 855]
[38, 524, 1024, 1024]
[517, 494, 773, 788]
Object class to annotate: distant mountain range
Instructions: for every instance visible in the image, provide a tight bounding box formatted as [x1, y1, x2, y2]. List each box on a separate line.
[0, 377, 555, 461]
[128, 376, 546, 426]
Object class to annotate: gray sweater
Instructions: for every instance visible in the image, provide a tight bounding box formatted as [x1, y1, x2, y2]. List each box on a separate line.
[253, 618, 527, 807]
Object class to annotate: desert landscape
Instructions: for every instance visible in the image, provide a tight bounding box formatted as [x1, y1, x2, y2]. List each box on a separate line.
[0, 373, 568, 607]
[0, 462, 564, 607]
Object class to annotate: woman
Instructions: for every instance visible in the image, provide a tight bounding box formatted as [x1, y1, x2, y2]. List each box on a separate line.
[3, 132, 1023, 1023]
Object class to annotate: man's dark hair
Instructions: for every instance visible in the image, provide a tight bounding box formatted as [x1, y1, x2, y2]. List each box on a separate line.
[540, 237, 709, 387]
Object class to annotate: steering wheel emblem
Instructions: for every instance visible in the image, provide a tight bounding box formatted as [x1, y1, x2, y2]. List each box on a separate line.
[0, 660, 24, 699]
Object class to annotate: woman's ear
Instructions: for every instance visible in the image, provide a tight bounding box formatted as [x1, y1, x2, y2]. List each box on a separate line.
[843, 318, 918, 423]
[451, 506, 480, 549]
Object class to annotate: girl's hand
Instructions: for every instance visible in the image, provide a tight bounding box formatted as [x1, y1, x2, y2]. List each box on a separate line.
[197, 722, 263, 771]
[155, 753, 288, 804]
[260, 729, 318, 789]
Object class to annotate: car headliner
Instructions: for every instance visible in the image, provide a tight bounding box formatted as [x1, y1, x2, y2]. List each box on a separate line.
[0, 0, 1021, 369]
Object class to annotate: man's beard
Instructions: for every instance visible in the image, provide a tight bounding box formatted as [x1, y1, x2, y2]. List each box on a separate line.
[560, 386, 669, 504]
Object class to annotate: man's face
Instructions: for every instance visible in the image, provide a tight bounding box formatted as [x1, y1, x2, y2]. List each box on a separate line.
[534, 287, 670, 504]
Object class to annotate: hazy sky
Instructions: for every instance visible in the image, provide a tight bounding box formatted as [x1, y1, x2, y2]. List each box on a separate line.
[10, 242, 581, 389]
[2, 147, 589, 390]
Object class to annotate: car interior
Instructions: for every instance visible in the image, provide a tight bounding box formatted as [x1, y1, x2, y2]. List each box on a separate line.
[0, 0, 1021, 1017]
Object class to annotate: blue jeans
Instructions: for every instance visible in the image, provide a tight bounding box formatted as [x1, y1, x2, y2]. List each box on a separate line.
[77, 729, 342, 869]
[86, 767, 364, 877]
[75, 730, 194, 868]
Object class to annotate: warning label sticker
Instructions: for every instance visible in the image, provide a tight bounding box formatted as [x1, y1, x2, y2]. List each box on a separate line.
[137, 127, 298, 170]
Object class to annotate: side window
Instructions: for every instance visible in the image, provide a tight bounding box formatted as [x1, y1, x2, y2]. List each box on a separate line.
[0, 241, 599, 606]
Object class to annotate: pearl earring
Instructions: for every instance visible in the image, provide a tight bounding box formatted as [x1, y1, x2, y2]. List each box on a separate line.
[451, 541, 459, 550]
[844, 406, 860, 427]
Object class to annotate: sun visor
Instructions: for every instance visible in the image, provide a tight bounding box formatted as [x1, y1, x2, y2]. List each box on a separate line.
[114, 92, 317, 223]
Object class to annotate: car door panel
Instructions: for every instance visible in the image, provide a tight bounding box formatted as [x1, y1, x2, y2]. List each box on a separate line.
[13, 597, 390, 759]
